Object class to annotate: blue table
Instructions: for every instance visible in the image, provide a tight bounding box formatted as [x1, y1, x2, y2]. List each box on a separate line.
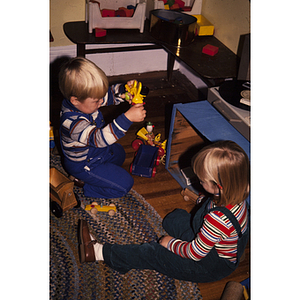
[165, 101, 250, 203]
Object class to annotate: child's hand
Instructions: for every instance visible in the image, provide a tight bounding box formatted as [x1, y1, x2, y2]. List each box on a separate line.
[124, 92, 133, 104]
[124, 103, 146, 123]
[159, 235, 174, 249]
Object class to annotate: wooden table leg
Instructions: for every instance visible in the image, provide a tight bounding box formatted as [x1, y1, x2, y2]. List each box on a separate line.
[77, 44, 86, 57]
[167, 53, 175, 81]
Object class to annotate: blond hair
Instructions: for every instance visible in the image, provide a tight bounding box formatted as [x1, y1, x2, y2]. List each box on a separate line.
[192, 140, 250, 206]
[59, 57, 109, 102]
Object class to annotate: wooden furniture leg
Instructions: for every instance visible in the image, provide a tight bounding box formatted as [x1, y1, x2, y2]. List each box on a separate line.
[167, 53, 175, 81]
[77, 44, 86, 57]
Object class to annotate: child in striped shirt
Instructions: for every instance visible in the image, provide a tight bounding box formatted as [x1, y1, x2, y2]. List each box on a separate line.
[79, 140, 250, 283]
[59, 57, 146, 199]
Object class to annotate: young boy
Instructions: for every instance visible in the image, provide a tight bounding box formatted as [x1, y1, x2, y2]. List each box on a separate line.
[58, 57, 146, 198]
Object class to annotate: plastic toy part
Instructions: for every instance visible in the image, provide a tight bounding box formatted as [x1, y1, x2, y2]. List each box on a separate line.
[120, 7, 134, 17]
[95, 28, 107, 37]
[136, 127, 150, 141]
[101, 9, 115, 17]
[89, 1, 146, 33]
[182, 6, 192, 11]
[125, 80, 146, 105]
[115, 9, 126, 17]
[181, 188, 207, 205]
[202, 44, 219, 56]
[132, 138, 145, 151]
[181, 188, 199, 202]
[175, 0, 185, 8]
[85, 202, 116, 216]
[131, 123, 167, 175]
[135, 127, 167, 153]
[193, 15, 215, 36]
[100, 7, 135, 18]
[130, 144, 159, 178]
[49, 122, 55, 149]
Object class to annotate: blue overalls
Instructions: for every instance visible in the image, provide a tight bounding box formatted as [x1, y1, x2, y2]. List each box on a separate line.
[66, 143, 134, 199]
[102, 198, 249, 283]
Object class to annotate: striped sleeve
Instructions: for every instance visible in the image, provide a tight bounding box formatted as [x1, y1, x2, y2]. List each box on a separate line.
[102, 83, 126, 106]
[61, 112, 132, 162]
[167, 214, 227, 261]
[167, 202, 248, 262]
[67, 113, 131, 148]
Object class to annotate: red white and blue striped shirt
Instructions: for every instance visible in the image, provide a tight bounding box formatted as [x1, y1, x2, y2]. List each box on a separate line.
[167, 200, 248, 263]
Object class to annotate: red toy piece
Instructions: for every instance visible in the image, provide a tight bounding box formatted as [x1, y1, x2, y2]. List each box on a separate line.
[202, 44, 219, 56]
[95, 28, 107, 37]
[115, 9, 126, 17]
[175, 0, 185, 8]
[170, 3, 180, 10]
[101, 9, 115, 17]
[182, 6, 192, 11]
[167, 0, 175, 7]
[118, 7, 134, 17]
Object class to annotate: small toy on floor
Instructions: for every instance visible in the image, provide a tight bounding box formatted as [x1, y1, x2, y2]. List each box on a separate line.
[130, 122, 167, 177]
[85, 202, 116, 216]
[132, 123, 166, 158]
[181, 188, 207, 204]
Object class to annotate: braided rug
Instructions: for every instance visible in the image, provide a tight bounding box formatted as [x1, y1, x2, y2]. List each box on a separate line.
[50, 154, 202, 299]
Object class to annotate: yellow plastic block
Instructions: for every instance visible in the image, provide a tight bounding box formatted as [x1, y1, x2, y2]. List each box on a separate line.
[137, 127, 149, 141]
[164, 4, 169, 9]
[193, 15, 214, 36]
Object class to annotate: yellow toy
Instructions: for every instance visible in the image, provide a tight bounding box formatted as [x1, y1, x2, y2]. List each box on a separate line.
[125, 80, 146, 105]
[136, 127, 167, 151]
[49, 122, 55, 150]
[85, 202, 116, 216]
[136, 127, 150, 141]
[132, 123, 167, 166]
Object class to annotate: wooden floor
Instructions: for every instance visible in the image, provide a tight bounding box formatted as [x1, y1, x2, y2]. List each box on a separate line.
[50, 69, 250, 300]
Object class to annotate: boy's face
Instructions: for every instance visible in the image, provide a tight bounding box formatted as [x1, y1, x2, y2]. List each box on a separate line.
[71, 97, 103, 114]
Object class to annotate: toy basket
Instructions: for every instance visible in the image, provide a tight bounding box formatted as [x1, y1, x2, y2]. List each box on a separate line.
[154, 0, 214, 36]
[154, 0, 202, 15]
[88, 0, 147, 33]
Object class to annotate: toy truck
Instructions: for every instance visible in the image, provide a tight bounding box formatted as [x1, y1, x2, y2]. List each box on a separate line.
[132, 125, 167, 158]
[130, 144, 161, 178]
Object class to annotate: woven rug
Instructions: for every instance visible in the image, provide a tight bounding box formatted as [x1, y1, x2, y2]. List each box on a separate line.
[50, 154, 202, 299]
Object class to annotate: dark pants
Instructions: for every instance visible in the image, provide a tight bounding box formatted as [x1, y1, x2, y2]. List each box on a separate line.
[64, 143, 134, 199]
[103, 200, 249, 283]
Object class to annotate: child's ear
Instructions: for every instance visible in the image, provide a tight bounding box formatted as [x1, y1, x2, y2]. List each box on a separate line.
[70, 96, 79, 106]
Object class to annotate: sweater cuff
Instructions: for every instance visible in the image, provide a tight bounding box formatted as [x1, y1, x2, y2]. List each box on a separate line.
[118, 83, 126, 94]
[115, 113, 133, 132]
[167, 238, 177, 251]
